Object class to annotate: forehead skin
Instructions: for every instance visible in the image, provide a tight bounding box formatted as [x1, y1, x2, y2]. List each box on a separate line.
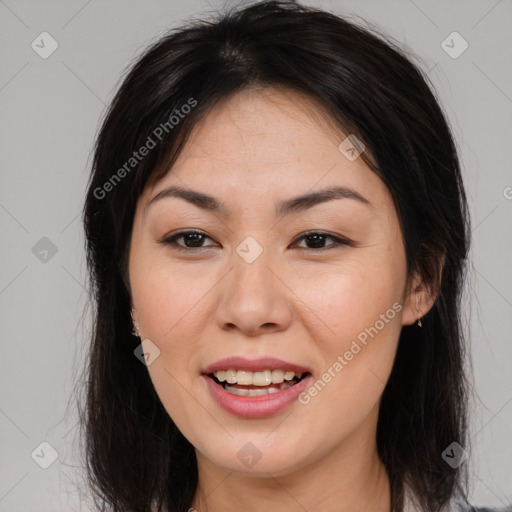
[140, 86, 392, 236]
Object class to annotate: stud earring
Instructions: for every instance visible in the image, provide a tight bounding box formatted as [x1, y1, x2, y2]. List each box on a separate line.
[130, 309, 140, 337]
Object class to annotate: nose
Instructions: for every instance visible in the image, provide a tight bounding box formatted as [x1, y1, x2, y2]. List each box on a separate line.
[215, 245, 293, 337]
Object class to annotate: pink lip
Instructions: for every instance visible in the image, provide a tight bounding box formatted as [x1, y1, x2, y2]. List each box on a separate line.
[203, 356, 311, 374]
[203, 373, 312, 419]
[202, 356, 313, 419]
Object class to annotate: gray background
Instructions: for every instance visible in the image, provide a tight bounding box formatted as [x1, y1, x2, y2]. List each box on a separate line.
[0, 0, 511, 510]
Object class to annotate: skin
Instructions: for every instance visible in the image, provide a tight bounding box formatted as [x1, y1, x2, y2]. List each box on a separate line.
[128, 86, 435, 512]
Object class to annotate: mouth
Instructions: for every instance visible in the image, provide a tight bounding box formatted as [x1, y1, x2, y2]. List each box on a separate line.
[202, 357, 313, 418]
[208, 369, 311, 397]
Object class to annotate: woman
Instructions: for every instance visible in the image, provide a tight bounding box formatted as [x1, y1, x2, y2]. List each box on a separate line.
[80, 1, 510, 511]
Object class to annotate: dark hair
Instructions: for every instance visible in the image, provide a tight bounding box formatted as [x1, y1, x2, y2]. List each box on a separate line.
[80, 1, 471, 511]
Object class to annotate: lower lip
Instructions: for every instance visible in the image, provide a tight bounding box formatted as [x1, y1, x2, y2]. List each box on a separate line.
[203, 374, 312, 419]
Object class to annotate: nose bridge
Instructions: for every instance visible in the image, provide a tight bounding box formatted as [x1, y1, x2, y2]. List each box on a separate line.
[230, 234, 276, 301]
[215, 234, 291, 334]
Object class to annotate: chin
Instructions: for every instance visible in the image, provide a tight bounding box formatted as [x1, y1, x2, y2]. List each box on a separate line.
[194, 434, 317, 478]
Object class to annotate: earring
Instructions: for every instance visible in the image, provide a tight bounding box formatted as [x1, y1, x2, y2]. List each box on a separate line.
[130, 309, 140, 337]
[417, 310, 422, 327]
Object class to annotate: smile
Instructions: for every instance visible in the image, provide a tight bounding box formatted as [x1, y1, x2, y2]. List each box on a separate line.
[211, 369, 307, 397]
[202, 357, 313, 418]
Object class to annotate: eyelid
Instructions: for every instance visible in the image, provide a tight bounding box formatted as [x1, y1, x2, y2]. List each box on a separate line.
[159, 229, 353, 251]
[291, 230, 353, 249]
[159, 229, 217, 251]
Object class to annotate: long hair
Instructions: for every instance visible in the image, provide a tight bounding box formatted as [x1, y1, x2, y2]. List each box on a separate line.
[80, 2, 471, 511]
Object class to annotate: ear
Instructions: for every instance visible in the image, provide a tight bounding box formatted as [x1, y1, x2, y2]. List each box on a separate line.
[401, 272, 436, 327]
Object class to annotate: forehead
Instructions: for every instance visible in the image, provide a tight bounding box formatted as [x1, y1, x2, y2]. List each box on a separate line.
[179, 86, 344, 163]
[140, 86, 388, 214]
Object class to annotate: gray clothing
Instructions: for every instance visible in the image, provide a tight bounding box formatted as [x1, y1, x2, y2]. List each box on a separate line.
[453, 505, 512, 512]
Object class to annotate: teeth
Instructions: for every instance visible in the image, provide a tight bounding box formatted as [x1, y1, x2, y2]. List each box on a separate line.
[236, 370, 253, 385]
[225, 369, 237, 384]
[213, 369, 304, 386]
[253, 370, 272, 386]
[271, 369, 284, 384]
[224, 381, 294, 396]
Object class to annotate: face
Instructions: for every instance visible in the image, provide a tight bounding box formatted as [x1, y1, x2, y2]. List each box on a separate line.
[128, 86, 425, 478]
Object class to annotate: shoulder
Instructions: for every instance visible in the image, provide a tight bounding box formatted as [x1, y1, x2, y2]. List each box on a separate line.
[452, 504, 512, 512]
[475, 508, 512, 512]
[403, 486, 511, 512]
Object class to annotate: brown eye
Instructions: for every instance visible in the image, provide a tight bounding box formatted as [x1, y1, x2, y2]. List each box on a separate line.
[160, 230, 352, 253]
[293, 231, 352, 250]
[161, 230, 217, 250]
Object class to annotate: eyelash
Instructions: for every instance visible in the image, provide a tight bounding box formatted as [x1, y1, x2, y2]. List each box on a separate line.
[159, 230, 353, 252]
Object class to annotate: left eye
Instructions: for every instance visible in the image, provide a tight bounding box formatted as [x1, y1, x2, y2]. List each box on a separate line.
[160, 230, 352, 251]
[292, 232, 351, 250]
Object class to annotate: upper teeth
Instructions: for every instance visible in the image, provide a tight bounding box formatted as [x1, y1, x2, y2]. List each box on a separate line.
[213, 369, 303, 386]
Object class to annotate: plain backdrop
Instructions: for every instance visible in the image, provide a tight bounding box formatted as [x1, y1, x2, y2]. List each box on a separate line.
[0, 0, 511, 510]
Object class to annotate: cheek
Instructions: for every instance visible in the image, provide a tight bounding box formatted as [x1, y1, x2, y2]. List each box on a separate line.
[291, 248, 405, 410]
[292, 247, 406, 340]
[131, 259, 215, 437]
[133, 255, 217, 344]
[130, 258, 215, 421]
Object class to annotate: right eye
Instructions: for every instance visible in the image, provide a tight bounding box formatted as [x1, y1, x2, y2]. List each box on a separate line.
[159, 230, 219, 251]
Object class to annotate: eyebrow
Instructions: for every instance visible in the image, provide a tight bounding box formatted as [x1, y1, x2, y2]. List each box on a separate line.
[145, 184, 372, 217]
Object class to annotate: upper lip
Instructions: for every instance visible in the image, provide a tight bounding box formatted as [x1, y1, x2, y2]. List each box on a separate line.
[203, 356, 311, 375]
